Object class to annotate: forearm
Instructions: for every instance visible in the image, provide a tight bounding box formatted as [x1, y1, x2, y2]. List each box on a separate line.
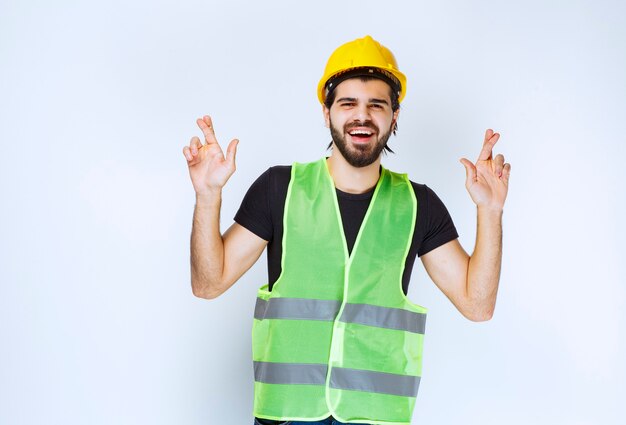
[466, 206, 503, 320]
[190, 189, 225, 299]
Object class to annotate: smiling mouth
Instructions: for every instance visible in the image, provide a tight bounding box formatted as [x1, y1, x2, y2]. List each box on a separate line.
[347, 128, 375, 143]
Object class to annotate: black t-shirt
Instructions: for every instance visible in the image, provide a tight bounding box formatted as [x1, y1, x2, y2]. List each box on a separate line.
[234, 165, 459, 295]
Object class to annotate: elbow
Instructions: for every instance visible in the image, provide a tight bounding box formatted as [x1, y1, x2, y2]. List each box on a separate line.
[192, 288, 220, 300]
[191, 278, 223, 300]
[466, 309, 494, 322]
[461, 301, 495, 322]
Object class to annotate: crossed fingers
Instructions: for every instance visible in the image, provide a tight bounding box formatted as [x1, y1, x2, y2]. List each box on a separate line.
[470, 128, 511, 181]
[183, 116, 218, 162]
[197, 115, 218, 145]
[477, 128, 500, 161]
[478, 129, 510, 181]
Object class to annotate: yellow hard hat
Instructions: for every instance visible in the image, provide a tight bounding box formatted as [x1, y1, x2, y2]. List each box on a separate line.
[317, 35, 407, 105]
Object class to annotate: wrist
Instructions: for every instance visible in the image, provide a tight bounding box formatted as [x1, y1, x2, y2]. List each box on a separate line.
[477, 204, 503, 217]
[195, 188, 222, 203]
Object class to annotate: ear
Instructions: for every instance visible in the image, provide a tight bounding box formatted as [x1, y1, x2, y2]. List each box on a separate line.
[323, 105, 330, 128]
[391, 108, 400, 127]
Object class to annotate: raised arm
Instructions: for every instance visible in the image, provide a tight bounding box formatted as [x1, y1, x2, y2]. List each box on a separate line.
[421, 129, 511, 321]
[183, 116, 267, 299]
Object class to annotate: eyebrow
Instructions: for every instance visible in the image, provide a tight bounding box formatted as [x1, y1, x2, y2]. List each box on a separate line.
[369, 98, 389, 105]
[336, 97, 390, 105]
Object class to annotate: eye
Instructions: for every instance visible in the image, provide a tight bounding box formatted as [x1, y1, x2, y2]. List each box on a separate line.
[370, 104, 384, 110]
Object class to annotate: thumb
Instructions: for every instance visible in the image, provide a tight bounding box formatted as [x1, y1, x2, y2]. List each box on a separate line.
[460, 158, 477, 186]
[226, 139, 239, 167]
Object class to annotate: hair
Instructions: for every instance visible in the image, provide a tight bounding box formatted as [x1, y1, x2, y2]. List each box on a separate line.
[324, 75, 399, 153]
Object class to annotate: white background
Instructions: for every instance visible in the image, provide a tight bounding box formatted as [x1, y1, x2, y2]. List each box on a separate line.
[1, 0, 624, 424]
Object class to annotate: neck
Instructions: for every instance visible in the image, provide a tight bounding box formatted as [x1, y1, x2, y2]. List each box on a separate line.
[326, 150, 381, 194]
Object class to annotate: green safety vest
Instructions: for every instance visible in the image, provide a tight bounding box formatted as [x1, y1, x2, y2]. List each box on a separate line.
[252, 158, 427, 425]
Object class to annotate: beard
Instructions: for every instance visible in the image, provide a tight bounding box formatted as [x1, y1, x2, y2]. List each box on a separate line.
[329, 118, 393, 168]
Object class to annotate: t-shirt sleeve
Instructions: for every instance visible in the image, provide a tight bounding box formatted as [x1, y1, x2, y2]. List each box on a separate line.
[234, 168, 272, 241]
[417, 185, 459, 256]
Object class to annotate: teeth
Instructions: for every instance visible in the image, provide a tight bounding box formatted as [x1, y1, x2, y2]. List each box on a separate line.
[349, 130, 372, 136]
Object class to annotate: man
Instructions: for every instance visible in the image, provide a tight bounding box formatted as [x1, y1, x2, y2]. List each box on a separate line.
[183, 35, 510, 425]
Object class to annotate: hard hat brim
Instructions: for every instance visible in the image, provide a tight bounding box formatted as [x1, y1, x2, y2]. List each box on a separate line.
[321, 67, 403, 105]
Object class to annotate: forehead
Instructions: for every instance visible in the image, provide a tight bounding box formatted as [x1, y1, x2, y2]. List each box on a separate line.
[332, 78, 392, 101]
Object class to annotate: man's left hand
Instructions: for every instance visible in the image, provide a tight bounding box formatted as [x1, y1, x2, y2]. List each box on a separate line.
[460, 129, 511, 210]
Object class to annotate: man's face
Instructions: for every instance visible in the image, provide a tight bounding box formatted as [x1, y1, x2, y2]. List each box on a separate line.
[324, 78, 399, 168]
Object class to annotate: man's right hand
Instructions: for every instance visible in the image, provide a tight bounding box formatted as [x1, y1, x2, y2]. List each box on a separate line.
[183, 115, 239, 195]
[184, 116, 266, 300]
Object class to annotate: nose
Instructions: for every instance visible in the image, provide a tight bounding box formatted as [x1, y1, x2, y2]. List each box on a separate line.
[353, 102, 371, 123]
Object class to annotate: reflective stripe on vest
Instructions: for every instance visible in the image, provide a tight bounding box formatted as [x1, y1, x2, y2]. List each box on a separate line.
[254, 361, 420, 398]
[254, 297, 426, 334]
[252, 159, 427, 425]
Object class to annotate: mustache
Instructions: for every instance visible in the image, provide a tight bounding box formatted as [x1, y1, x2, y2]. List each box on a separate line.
[344, 120, 379, 133]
